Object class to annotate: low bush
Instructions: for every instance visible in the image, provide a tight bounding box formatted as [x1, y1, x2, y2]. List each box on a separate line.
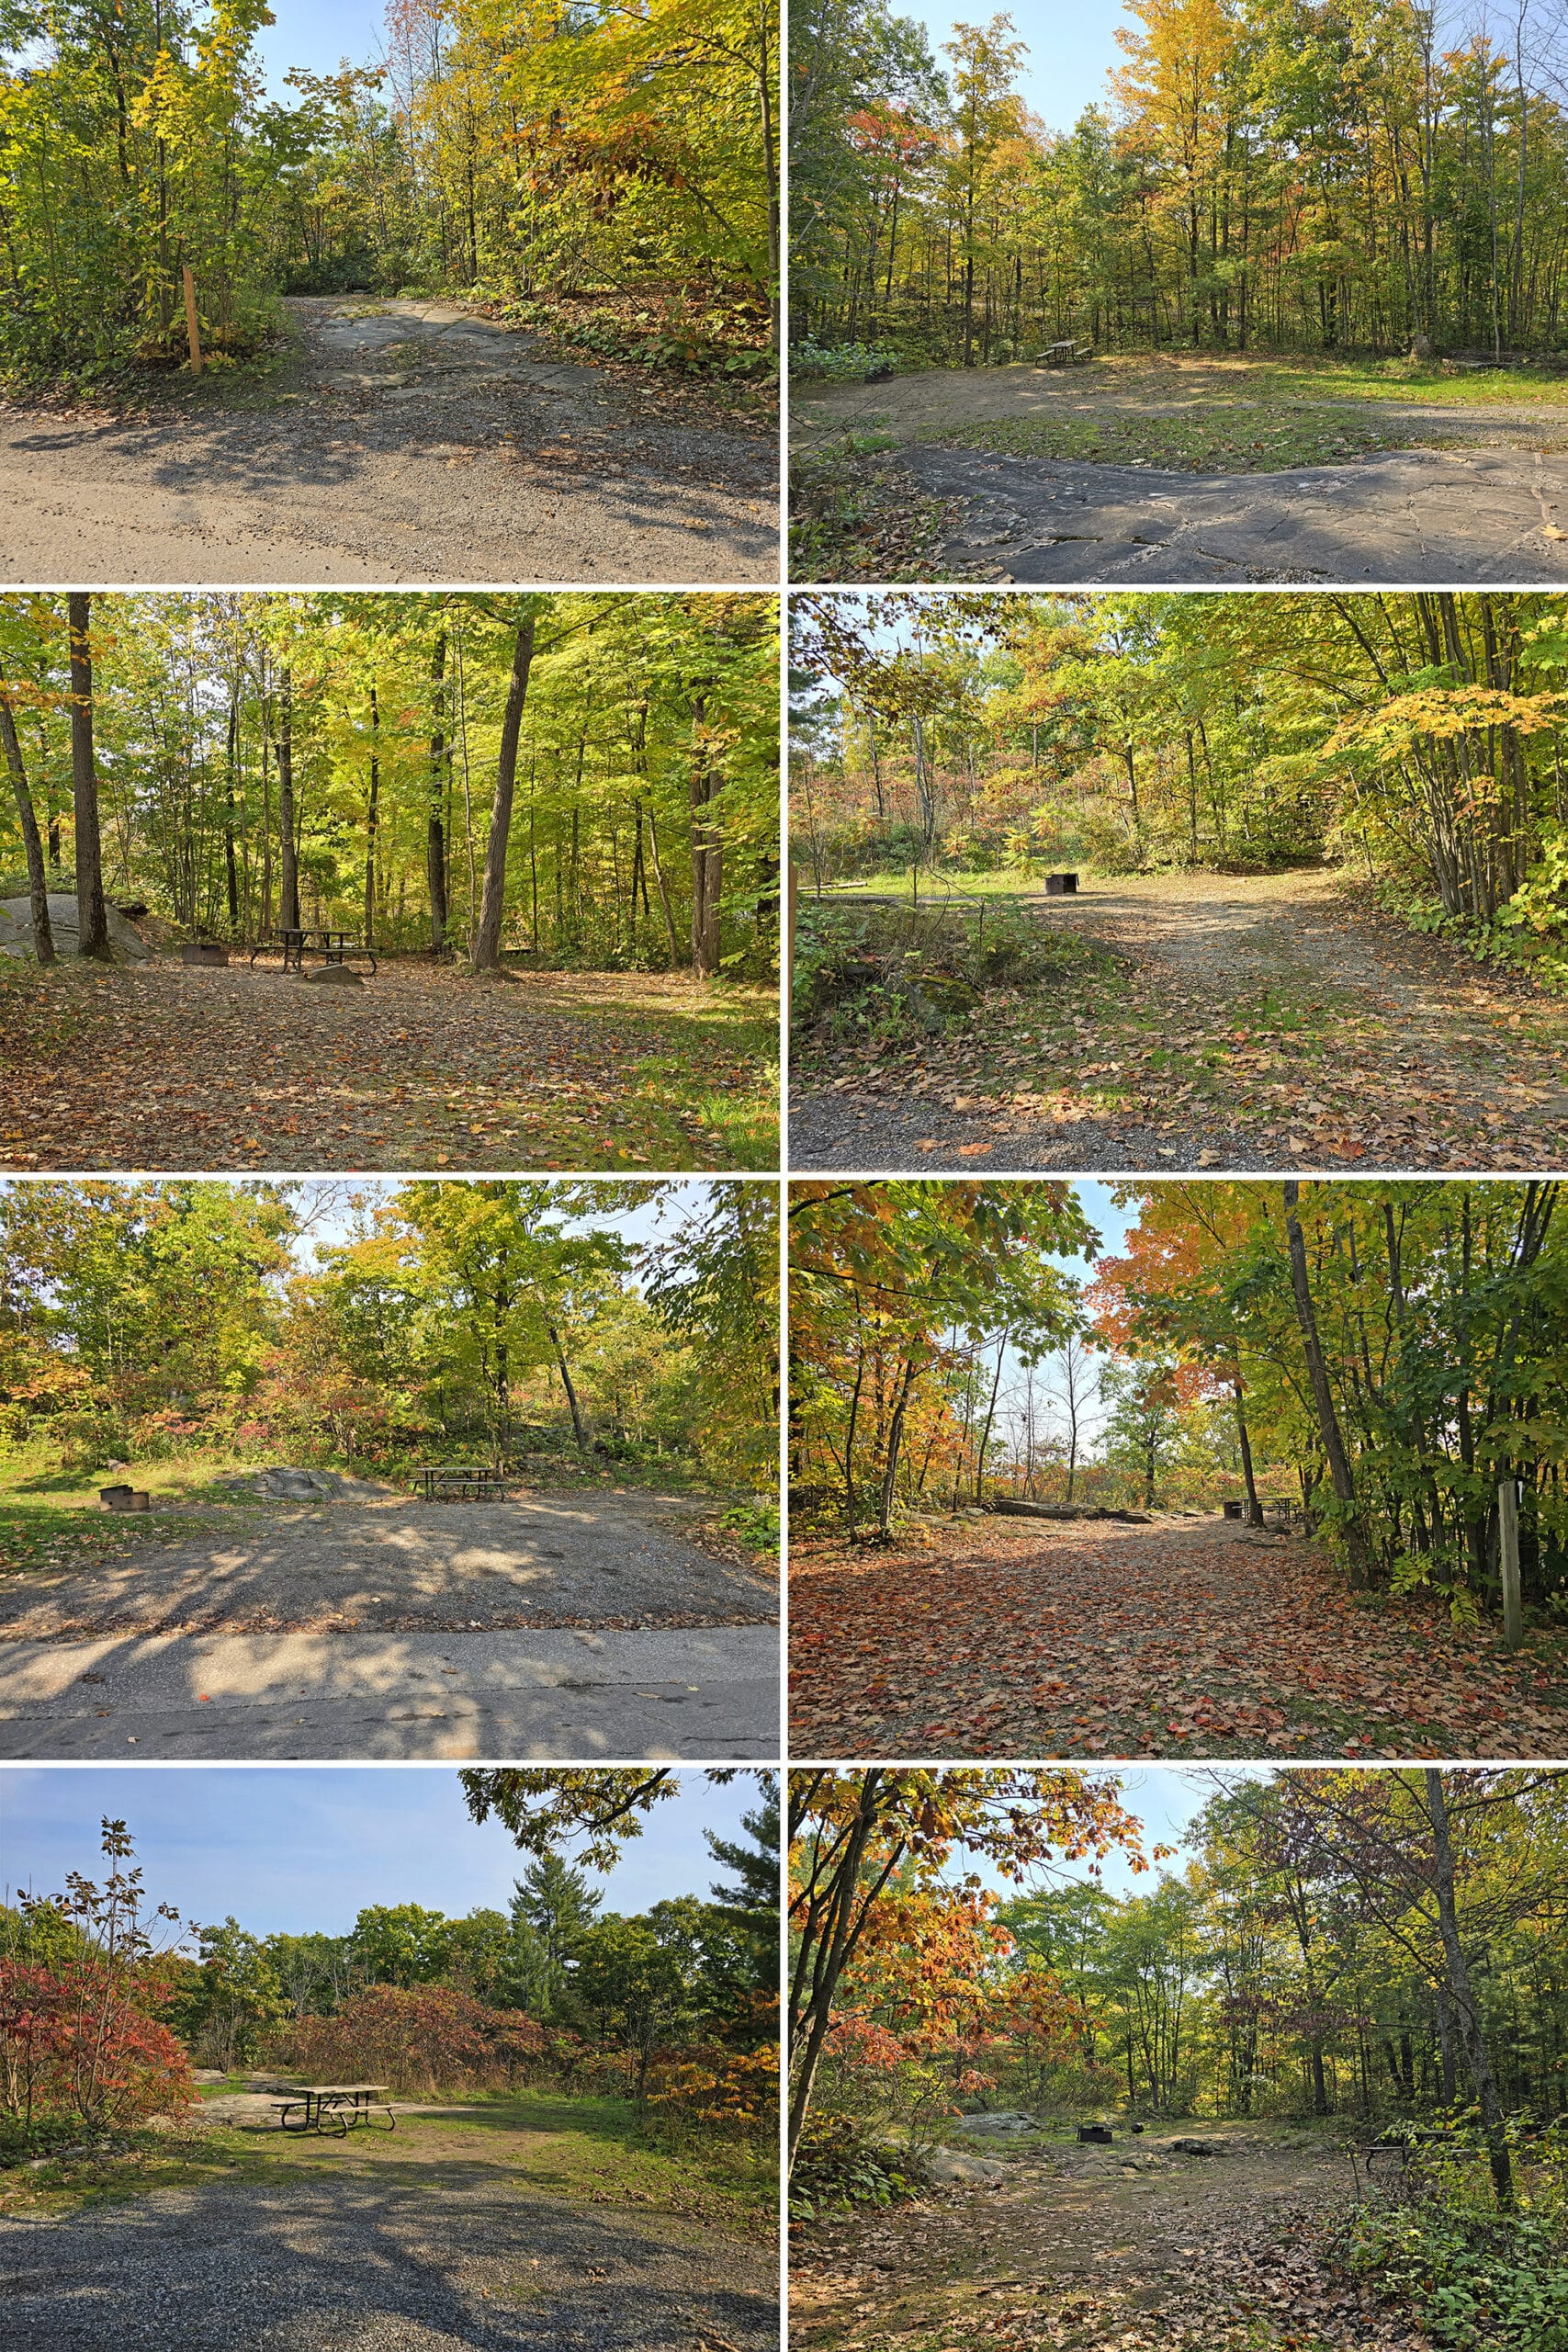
[1342, 2196, 1568, 2348]
[789, 2110, 931, 2219]
[794, 900, 1113, 1048]
[791, 338, 898, 382]
[270, 1984, 547, 2098]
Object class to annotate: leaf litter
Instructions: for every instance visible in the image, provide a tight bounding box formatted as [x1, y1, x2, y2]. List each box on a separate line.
[789, 1520, 1568, 1758]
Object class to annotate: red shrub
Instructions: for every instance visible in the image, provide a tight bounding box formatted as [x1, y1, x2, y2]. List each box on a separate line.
[0, 1958, 194, 2137]
[270, 1984, 546, 2097]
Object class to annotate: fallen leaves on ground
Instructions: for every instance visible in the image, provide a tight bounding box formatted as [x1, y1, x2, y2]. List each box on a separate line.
[795, 876, 1568, 1171]
[0, 956, 776, 1171]
[789, 1519, 1568, 1758]
[793, 2135, 1430, 2352]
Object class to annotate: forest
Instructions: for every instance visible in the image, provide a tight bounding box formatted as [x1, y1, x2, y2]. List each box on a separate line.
[791, 0, 1568, 365]
[787, 1768, 1568, 2352]
[792, 588, 1568, 957]
[788, 1177, 1567, 1611]
[0, 0, 779, 379]
[0, 1175, 781, 1494]
[2, 590, 778, 978]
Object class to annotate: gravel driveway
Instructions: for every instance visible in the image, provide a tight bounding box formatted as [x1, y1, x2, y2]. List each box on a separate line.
[0, 2170, 779, 2351]
[0, 1493, 773, 1639]
[0, 297, 775, 585]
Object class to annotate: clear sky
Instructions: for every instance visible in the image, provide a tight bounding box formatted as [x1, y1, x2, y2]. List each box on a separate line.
[253, 0, 388, 102]
[0, 1766, 769, 1945]
[916, 0, 1130, 136]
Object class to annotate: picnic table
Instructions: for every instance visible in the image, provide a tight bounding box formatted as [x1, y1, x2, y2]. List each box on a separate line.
[1035, 340, 1093, 366]
[248, 927, 378, 976]
[263, 2081, 396, 2136]
[412, 1463, 510, 1502]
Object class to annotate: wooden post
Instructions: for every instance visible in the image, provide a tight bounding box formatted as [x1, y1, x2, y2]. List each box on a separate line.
[1499, 1477, 1522, 1651]
[183, 266, 202, 374]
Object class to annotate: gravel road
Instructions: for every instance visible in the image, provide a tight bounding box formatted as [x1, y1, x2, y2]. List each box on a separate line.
[0, 2170, 779, 2351]
[0, 298, 775, 584]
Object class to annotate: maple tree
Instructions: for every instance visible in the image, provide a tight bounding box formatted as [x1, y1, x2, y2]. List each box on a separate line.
[792, 0, 1568, 361]
[786, 1767, 1154, 2164]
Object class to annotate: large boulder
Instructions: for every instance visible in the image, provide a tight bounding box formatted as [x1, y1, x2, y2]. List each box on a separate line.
[954, 2112, 1040, 2136]
[0, 894, 152, 963]
[929, 2149, 1006, 2184]
[226, 1466, 394, 1501]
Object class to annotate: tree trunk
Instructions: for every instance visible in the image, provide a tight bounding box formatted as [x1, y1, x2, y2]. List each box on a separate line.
[67, 594, 110, 959]
[1424, 1770, 1515, 2209]
[548, 1322, 590, 1449]
[277, 668, 300, 933]
[1281, 1182, 1372, 1585]
[365, 684, 379, 952]
[689, 698, 722, 978]
[0, 674, 54, 962]
[427, 631, 449, 953]
[1234, 1376, 1262, 1525]
[471, 615, 536, 971]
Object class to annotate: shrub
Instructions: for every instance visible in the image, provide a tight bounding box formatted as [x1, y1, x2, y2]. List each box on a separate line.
[649, 2041, 778, 2139]
[789, 2110, 931, 2219]
[269, 1984, 546, 2097]
[0, 1958, 194, 2145]
[1342, 2197, 1568, 2349]
[792, 338, 898, 382]
[794, 901, 1113, 1047]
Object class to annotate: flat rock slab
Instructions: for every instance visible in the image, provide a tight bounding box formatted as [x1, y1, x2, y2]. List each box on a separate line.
[0, 894, 151, 963]
[0, 1622, 779, 1758]
[0, 298, 774, 586]
[0, 1492, 774, 1639]
[897, 441, 1568, 582]
[0, 2169, 779, 2350]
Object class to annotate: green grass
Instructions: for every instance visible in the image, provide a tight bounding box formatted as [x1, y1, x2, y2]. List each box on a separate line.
[0, 1464, 249, 1579]
[0, 2090, 775, 2232]
[813, 869, 1074, 899]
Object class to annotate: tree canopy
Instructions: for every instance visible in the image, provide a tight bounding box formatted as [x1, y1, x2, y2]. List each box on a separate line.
[2, 0, 779, 374]
[1, 590, 779, 979]
[792, 0, 1568, 362]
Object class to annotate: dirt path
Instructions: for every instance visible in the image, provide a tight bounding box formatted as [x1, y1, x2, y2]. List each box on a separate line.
[0, 2165, 777, 2350]
[0, 955, 777, 1171]
[793, 360, 1568, 582]
[0, 297, 776, 585]
[792, 2120, 1427, 2352]
[788, 1517, 1568, 1758]
[789, 867, 1568, 1172]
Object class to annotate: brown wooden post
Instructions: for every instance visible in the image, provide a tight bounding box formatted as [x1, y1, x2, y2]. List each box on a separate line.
[183, 266, 202, 374]
[1499, 1476, 1523, 1650]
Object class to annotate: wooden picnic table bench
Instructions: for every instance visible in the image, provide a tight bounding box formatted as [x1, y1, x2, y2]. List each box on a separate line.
[248, 926, 378, 976]
[1035, 340, 1093, 366]
[412, 1463, 510, 1502]
[262, 2081, 396, 2135]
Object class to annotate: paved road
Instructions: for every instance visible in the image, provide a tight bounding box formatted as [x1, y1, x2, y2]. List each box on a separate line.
[897, 440, 1568, 582]
[0, 298, 775, 584]
[0, 1623, 778, 1758]
[0, 2168, 779, 2351]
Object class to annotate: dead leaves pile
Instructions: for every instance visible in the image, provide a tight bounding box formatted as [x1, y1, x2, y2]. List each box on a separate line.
[0, 958, 773, 1171]
[788, 1521, 1568, 1758]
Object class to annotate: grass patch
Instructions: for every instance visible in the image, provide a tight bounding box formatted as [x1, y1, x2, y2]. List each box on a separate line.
[0, 2091, 775, 2233]
[938, 403, 1420, 473]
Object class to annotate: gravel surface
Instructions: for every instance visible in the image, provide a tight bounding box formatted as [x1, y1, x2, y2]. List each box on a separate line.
[0, 1493, 774, 1639]
[0, 2170, 779, 2350]
[0, 298, 776, 586]
[790, 867, 1568, 1171]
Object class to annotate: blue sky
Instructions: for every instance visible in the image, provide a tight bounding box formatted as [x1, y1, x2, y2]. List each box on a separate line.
[971, 1763, 1269, 1900]
[917, 0, 1130, 135]
[253, 0, 388, 101]
[0, 1768, 769, 1946]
